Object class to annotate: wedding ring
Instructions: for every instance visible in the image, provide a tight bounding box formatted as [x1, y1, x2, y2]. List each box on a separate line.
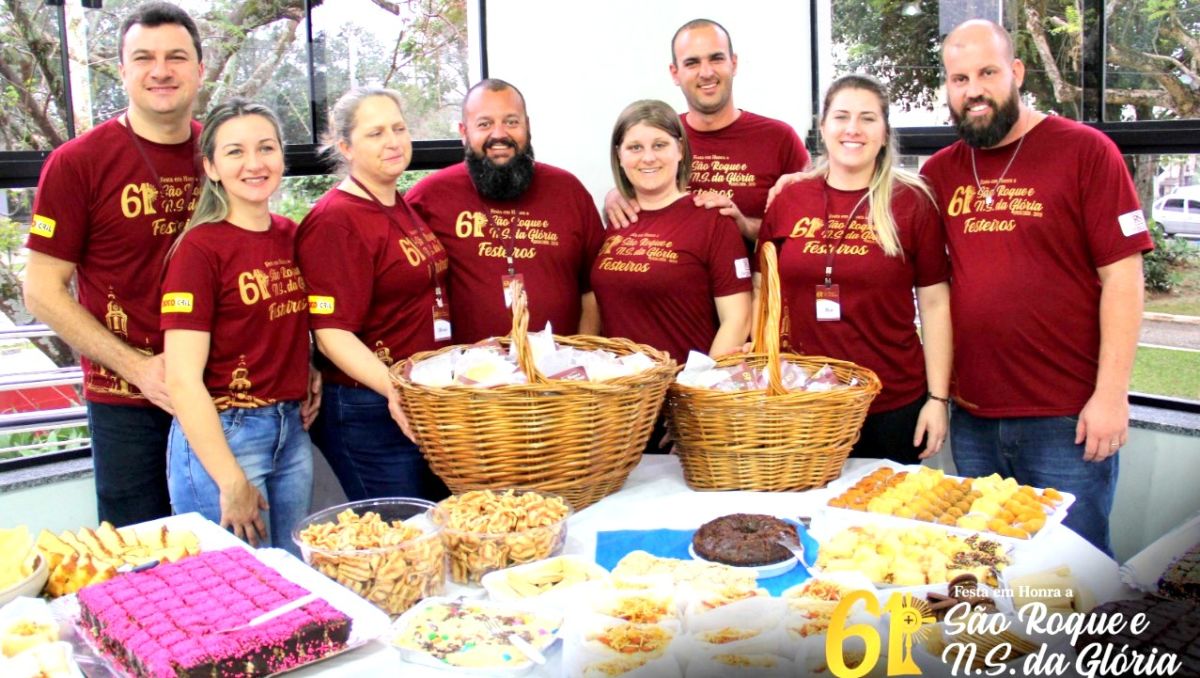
[1109, 442, 1120, 447]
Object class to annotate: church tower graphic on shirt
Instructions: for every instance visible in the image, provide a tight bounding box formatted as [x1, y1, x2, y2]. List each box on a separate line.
[88, 289, 140, 397]
[213, 356, 271, 410]
[374, 341, 394, 366]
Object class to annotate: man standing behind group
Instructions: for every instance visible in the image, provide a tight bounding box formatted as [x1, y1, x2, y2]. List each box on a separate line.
[24, 1, 203, 527]
[922, 20, 1152, 555]
[606, 18, 810, 240]
[407, 79, 604, 343]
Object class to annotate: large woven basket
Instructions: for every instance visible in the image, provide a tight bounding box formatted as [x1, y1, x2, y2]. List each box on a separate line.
[667, 242, 882, 492]
[390, 282, 676, 509]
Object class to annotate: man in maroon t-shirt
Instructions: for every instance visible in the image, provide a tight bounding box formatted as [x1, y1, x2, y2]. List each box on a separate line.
[605, 18, 810, 240]
[23, 2, 204, 527]
[406, 79, 604, 343]
[921, 21, 1153, 555]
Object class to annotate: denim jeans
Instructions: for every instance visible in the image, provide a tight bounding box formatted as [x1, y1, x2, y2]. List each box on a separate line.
[951, 406, 1118, 556]
[167, 402, 313, 557]
[87, 401, 173, 527]
[310, 383, 447, 502]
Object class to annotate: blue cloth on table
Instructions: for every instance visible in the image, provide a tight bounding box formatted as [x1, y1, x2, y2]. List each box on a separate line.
[594, 521, 819, 596]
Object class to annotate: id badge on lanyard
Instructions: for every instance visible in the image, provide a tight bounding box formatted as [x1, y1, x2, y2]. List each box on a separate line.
[501, 273, 525, 309]
[816, 283, 842, 321]
[432, 276, 451, 341]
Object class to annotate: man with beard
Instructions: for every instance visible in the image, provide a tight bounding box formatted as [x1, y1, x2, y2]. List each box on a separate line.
[605, 19, 809, 241]
[406, 79, 604, 343]
[921, 20, 1152, 555]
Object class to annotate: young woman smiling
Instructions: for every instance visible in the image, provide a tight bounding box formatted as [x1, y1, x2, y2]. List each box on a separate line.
[161, 99, 315, 553]
[758, 74, 952, 463]
[591, 99, 752, 451]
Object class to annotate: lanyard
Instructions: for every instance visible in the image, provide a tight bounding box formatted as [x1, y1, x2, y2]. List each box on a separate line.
[504, 225, 517, 277]
[122, 112, 197, 214]
[348, 176, 446, 305]
[820, 183, 869, 287]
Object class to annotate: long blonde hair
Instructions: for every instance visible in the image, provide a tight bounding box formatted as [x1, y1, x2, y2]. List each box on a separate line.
[169, 99, 284, 257]
[807, 74, 933, 258]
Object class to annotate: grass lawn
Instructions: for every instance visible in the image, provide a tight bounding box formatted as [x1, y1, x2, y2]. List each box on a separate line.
[1132, 346, 1200, 400]
[1145, 251, 1200, 317]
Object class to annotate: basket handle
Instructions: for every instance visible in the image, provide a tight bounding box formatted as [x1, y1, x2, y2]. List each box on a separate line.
[508, 277, 548, 384]
[751, 242, 786, 396]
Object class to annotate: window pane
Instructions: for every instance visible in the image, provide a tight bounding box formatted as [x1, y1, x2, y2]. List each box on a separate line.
[0, 187, 86, 464]
[274, 170, 432, 223]
[80, 0, 313, 142]
[1105, 3, 1199, 121]
[823, 0, 1084, 125]
[310, 0, 468, 140]
[0, 1, 69, 151]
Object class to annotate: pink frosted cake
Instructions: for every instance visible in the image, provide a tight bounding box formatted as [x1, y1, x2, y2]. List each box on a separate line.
[76, 547, 350, 677]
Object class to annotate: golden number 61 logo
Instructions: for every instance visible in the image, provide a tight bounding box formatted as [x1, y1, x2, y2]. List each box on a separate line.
[826, 591, 935, 677]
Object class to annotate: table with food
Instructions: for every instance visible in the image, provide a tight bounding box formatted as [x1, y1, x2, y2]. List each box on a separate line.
[3, 281, 1197, 677]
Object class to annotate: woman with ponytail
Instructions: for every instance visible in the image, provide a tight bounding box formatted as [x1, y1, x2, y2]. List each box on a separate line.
[161, 99, 316, 553]
[758, 75, 952, 463]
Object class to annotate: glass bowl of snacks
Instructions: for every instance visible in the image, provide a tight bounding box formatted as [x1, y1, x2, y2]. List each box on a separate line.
[430, 489, 573, 585]
[293, 498, 445, 616]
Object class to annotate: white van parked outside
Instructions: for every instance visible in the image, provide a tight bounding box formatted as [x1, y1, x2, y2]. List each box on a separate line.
[1153, 186, 1200, 236]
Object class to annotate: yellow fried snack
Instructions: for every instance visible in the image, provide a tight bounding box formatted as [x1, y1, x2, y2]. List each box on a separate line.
[434, 490, 571, 584]
[297, 509, 443, 615]
[0, 526, 35, 589]
[36, 522, 199, 597]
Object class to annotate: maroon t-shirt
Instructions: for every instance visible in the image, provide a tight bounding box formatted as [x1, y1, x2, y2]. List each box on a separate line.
[591, 197, 751, 363]
[922, 116, 1152, 417]
[27, 117, 201, 406]
[296, 188, 451, 386]
[160, 216, 309, 405]
[759, 179, 950, 413]
[683, 110, 810, 220]
[406, 162, 605, 343]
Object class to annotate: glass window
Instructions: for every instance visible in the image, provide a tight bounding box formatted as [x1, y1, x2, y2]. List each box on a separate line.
[310, 0, 469, 140]
[1105, 3, 1199, 122]
[0, 187, 86, 464]
[822, 0, 1085, 125]
[0, 1, 69, 151]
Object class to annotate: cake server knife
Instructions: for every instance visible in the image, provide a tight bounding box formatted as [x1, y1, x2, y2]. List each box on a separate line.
[484, 617, 546, 665]
[217, 592, 321, 633]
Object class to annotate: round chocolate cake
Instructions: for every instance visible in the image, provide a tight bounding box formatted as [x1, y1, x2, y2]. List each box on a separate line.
[692, 513, 798, 567]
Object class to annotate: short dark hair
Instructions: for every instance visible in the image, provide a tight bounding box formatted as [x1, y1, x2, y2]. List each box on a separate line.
[461, 78, 527, 121]
[119, 2, 203, 63]
[670, 18, 733, 66]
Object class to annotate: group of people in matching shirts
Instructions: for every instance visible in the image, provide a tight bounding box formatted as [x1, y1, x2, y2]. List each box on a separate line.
[24, 3, 1152, 559]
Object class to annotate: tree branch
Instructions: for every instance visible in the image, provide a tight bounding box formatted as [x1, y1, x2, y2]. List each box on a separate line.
[1024, 5, 1080, 106]
[0, 58, 65, 147]
[233, 19, 300, 99]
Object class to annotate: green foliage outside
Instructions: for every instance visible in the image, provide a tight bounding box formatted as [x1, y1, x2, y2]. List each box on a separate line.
[1144, 221, 1199, 293]
[0, 426, 89, 461]
[275, 170, 434, 223]
[1132, 346, 1200, 400]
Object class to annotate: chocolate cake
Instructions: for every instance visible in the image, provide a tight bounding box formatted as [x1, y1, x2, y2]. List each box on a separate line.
[1158, 543, 1200, 603]
[1073, 598, 1200, 678]
[77, 547, 351, 677]
[692, 514, 797, 567]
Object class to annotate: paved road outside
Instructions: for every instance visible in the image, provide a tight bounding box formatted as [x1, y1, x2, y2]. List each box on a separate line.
[1141, 318, 1200, 351]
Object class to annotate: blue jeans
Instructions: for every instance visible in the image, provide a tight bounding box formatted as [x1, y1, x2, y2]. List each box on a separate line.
[951, 406, 1118, 556]
[310, 383, 447, 502]
[87, 401, 173, 527]
[167, 402, 313, 557]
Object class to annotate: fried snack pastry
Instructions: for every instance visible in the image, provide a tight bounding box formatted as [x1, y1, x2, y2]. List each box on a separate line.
[434, 490, 570, 584]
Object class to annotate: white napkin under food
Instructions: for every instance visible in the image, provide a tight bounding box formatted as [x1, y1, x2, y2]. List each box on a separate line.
[1119, 510, 1200, 595]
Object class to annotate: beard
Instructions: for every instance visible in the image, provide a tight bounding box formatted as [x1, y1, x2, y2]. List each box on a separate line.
[465, 138, 536, 201]
[950, 85, 1021, 148]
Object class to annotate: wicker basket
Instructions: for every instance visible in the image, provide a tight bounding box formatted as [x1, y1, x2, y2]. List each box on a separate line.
[667, 242, 882, 492]
[390, 282, 676, 509]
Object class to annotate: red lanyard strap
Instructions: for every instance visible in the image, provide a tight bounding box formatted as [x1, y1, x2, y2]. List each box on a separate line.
[820, 183, 869, 287]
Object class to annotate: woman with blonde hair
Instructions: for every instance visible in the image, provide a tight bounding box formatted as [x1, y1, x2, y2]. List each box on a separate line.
[296, 87, 450, 500]
[759, 74, 952, 463]
[162, 99, 315, 553]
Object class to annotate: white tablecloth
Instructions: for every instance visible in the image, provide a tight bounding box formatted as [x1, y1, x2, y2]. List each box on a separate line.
[298, 455, 1139, 677]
